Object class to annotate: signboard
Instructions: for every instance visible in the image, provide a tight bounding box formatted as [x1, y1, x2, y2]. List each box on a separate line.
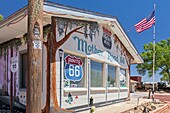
[11, 57, 18, 73]
[33, 22, 40, 38]
[102, 27, 112, 49]
[65, 55, 83, 82]
[33, 40, 42, 49]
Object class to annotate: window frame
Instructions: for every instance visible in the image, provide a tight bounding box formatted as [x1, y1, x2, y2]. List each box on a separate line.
[90, 59, 104, 88]
[119, 68, 127, 88]
[107, 64, 116, 87]
[19, 50, 27, 90]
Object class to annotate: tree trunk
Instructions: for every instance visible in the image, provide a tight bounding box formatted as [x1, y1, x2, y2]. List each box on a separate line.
[50, 17, 60, 112]
[27, 0, 43, 113]
[42, 33, 50, 113]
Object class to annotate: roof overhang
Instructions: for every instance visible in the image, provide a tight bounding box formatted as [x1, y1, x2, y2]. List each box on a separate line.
[0, 6, 27, 43]
[0, 1, 143, 64]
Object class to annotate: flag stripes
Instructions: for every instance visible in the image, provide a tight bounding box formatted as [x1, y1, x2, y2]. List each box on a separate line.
[134, 10, 155, 33]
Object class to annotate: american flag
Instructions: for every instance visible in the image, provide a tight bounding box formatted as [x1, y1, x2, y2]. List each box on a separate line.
[134, 10, 155, 33]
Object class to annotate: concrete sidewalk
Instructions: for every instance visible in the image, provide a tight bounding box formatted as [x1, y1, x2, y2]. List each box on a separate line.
[78, 92, 152, 113]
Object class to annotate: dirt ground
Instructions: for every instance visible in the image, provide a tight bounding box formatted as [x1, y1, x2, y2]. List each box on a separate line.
[123, 91, 170, 113]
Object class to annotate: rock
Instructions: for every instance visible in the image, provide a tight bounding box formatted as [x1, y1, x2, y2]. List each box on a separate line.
[151, 105, 156, 110]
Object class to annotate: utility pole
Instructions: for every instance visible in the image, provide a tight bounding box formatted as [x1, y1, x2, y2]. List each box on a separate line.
[27, 0, 43, 113]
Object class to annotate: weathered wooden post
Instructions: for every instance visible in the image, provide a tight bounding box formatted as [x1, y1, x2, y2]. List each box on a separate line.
[10, 48, 13, 112]
[27, 0, 43, 112]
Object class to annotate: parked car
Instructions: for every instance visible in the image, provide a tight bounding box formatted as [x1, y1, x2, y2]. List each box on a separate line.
[157, 82, 166, 90]
[143, 82, 158, 90]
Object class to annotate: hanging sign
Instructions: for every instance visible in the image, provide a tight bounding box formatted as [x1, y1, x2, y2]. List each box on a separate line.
[65, 55, 83, 82]
[102, 27, 112, 49]
[33, 22, 40, 39]
[11, 57, 18, 73]
[33, 40, 42, 49]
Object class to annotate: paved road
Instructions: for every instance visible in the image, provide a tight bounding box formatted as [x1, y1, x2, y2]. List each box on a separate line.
[154, 93, 170, 102]
[78, 92, 151, 113]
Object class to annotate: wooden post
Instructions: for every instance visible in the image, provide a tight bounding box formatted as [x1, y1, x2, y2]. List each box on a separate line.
[10, 48, 13, 112]
[6, 50, 9, 95]
[14, 51, 17, 99]
[128, 64, 131, 100]
[27, 0, 43, 113]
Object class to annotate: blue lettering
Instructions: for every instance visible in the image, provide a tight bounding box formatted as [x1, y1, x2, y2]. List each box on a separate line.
[73, 36, 124, 64]
[88, 45, 92, 53]
[73, 36, 90, 55]
[120, 57, 125, 64]
[108, 51, 118, 62]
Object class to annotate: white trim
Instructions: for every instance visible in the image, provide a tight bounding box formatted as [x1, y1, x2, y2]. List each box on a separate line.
[44, 5, 117, 22]
[107, 87, 119, 90]
[88, 51, 121, 67]
[90, 87, 106, 91]
[64, 88, 87, 92]
[120, 87, 128, 89]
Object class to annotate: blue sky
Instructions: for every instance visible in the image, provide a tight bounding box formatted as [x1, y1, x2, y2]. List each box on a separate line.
[1, 0, 170, 82]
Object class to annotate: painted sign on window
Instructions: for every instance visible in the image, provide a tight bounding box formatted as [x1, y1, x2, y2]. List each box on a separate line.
[65, 55, 83, 82]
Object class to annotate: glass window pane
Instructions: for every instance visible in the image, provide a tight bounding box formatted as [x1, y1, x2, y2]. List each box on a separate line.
[120, 68, 127, 87]
[91, 61, 103, 87]
[64, 53, 85, 88]
[20, 53, 27, 88]
[108, 65, 116, 87]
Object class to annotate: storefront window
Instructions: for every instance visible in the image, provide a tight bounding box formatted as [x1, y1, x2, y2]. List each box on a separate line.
[19, 52, 27, 88]
[64, 53, 85, 88]
[120, 68, 127, 87]
[91, 60, 103, 87]
[108, 65, 116, 87]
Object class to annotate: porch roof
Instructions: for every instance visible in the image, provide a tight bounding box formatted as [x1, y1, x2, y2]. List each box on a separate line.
[0, 1, 143, 64]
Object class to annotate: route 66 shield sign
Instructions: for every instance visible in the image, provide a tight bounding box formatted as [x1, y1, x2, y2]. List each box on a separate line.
[65, 55, 83, 82]
[11, 57, 18, 73]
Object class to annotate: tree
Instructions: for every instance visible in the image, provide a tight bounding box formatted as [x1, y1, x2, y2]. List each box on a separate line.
[0, 14, 3, 21]
[136, 38, 170, 84]
[161, 74, 169, 83]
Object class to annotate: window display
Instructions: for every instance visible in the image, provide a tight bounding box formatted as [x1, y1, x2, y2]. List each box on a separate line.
[119, 68, 127, 87]
[64, 53, 85, 88]
[108, 65, 116, 87]
[91, 60, 103, 87]
[20, 52, 27, 88]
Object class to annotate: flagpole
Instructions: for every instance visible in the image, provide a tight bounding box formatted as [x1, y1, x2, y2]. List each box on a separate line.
[152, 4, 156, 99]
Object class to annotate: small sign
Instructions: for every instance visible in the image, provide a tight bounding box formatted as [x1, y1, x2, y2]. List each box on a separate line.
[33, 22, 40, 38]
[11, 57, 18, 73]
[65, 55, 83, 82]
[102, 27, 112, 49]
[33, 40, 42, 49]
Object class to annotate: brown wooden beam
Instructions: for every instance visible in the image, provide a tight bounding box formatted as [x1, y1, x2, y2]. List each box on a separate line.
[27, 0, 43, 113]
